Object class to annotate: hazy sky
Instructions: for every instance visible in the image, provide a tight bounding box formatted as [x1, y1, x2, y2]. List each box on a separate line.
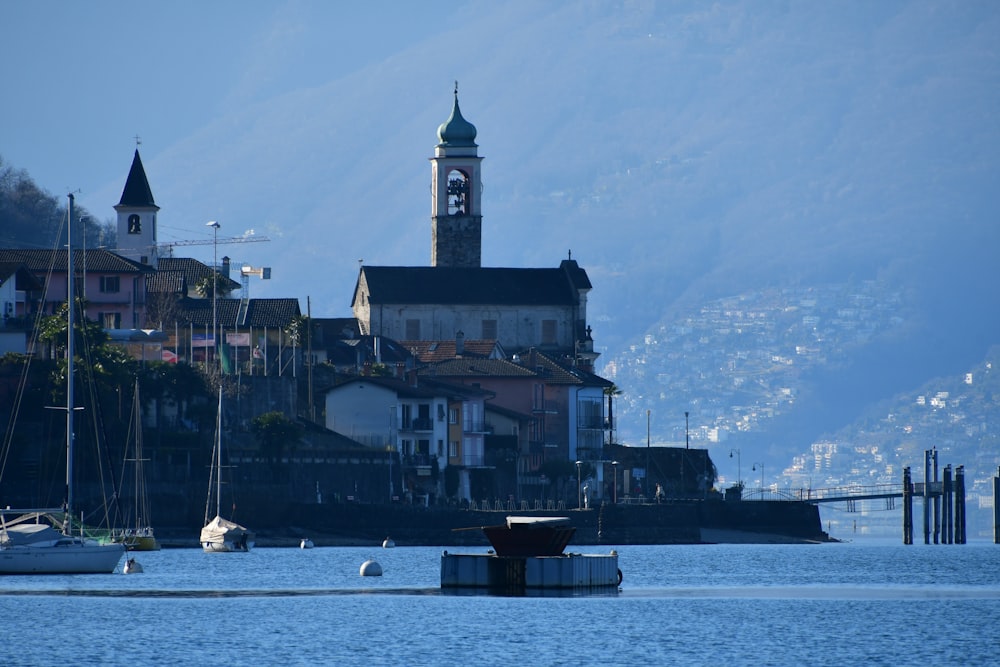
[2, 0, 462, 228]
[4, 1, 997, 333]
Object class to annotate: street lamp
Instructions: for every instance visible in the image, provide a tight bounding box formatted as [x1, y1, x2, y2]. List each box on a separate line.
[752, 462, 764, 491]
[684, 411, 689, 449]
[646, 409, 651, 498]
[206, 220, 220, 372]
[729, 448, 742, 488]
[611, 460, 619, 504]
[575, 460, 582, 509]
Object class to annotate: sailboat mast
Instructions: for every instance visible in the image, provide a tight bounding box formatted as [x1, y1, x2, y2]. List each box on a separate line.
[65, 193, 75, 535]
[216, 385, 222, 517]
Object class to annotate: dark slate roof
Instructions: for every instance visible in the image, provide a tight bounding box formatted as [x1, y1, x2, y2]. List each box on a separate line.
[244, 299, 301, 328]
[423, 349, 612, 387]
[157, 257, 241, 291]
[355, 265, 589, 307]
[419, 376, 494, 400]
[175, 297, 300, 328]
[313, 318, 363, 344]
[146, 270, 186, 295]
[559, 258, 592, 290]
[116, 150, 157, 208]
[515, 349, 615, 388]
[330, 375, 444, 400]
[0, 249, 152, 274]
[324, 335, 414, 368]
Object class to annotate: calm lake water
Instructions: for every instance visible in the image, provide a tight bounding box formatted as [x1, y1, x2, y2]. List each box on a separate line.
[2, 540, 999, 666]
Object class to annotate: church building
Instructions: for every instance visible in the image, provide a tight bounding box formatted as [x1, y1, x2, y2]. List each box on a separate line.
[351, 89, 599, 371]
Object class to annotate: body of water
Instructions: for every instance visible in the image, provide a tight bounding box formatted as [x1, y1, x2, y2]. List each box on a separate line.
[2, 540, 998, 666]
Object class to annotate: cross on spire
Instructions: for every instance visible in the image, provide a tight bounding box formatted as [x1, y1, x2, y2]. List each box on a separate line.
[134, 134, 142, 147]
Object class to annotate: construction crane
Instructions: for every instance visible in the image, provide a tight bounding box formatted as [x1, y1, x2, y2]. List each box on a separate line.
[159, 233, 270, 257]
[234, 263, 272, 321]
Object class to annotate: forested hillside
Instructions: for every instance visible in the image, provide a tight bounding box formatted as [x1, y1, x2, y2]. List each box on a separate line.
[0, 158, 112, 249]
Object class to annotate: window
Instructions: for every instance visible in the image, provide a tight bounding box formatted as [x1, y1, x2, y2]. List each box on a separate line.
[449, 441, 459, 458]
[448, 408, 458, 424]
[99, 312, 121, 329]
[541, 319, 557, 345]
[577, 399, 603, 429]
[405, 319, 421, 340]
[100, 276, 120, 293]
[481, 319, 497, 339]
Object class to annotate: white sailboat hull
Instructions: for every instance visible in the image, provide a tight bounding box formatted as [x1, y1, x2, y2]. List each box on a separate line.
[0, 538, 125, 574]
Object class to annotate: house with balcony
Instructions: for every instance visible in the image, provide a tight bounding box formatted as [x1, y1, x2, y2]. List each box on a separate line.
[323, 375, 450, 504]
[419, 348, 614, 501]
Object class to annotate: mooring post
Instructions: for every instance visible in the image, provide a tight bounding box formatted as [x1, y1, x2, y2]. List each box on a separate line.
[993, 466, 1000, 545]
[942, 465, 953, 545]
[902, 467, 913, 545]
[955, 465, 966, 545]
[932, 448, 940, 545]
[923, 449, 931, 545]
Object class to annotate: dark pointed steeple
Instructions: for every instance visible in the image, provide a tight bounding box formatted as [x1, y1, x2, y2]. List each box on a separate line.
[117, 149, 156, 207]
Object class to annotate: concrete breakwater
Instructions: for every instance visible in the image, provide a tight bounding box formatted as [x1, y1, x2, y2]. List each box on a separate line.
[157, 499, 831, 547]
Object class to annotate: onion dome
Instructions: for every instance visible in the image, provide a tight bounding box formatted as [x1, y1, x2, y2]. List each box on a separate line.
[437, 89, 477, 148]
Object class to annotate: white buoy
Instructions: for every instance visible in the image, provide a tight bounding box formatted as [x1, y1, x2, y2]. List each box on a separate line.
[382, 537, 395, 548]
[123, 558, 143, 574]
[360, 559, 383, 576]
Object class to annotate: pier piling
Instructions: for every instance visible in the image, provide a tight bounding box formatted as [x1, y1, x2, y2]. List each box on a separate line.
[904, 450, 965, 546]
[902, 467, 913, 545]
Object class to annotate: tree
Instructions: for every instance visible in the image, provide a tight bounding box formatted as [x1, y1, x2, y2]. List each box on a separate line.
[36, 302, 139, 404]
[250, 411, 303, 465]
[194, 272, 234, 300]
[603, 383, 622, 444]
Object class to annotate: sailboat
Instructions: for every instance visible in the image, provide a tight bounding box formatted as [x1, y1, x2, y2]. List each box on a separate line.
[0, 194, 126, 574]
[200, 386, 254, 552]
[113, 380, 160, 551]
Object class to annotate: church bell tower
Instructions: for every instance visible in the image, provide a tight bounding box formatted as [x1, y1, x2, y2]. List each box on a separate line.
[114, 148, 159, 267]
[430, 84, 484, 268]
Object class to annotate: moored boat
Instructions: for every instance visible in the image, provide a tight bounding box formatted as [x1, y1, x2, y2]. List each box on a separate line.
[113, 380, 160, 551]
[200, 386, 254, 553]
[0, 196, 125, 574]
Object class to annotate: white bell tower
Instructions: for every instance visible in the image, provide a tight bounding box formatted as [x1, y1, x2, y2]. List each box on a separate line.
[114, 147, 159, 267]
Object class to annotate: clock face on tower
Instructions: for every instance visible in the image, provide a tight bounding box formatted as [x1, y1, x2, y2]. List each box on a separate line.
[127, 214, 142, 234]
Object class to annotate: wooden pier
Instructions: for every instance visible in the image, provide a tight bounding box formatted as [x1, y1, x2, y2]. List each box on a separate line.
[797, 448, 969, 545]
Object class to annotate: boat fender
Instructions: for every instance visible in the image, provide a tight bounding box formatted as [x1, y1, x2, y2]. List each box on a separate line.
[360, 559, 383, 577]
[617, 568, 623, 585]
